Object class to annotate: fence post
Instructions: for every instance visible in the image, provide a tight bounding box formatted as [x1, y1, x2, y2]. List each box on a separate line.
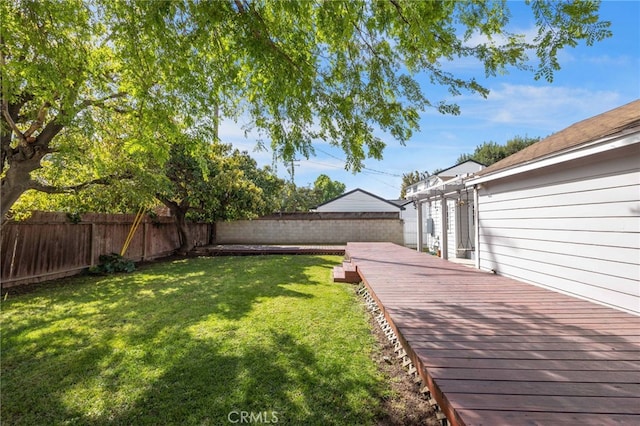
[90, 222, 97, 266]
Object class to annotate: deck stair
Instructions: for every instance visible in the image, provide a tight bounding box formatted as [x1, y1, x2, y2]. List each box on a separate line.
[332, 261, 360, 283]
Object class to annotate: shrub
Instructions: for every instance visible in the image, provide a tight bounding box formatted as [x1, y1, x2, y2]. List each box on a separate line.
[89, 253, 135, 274]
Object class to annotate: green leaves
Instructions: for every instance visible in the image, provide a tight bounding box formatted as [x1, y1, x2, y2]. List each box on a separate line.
[456, 135, 541, 166]
[528, 0, 611, 82]
[157, 138, 284, 223]
[2, 0, 612, 220]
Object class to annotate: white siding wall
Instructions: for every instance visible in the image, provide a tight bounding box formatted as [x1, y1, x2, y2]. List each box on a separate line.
[477, 144, 640, 313]
[316, 190, 399, 212]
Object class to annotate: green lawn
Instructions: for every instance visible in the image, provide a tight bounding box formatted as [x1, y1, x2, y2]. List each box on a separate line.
[1, 255, 389, 425]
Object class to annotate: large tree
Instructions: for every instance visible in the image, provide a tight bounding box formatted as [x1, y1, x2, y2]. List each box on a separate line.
[156, 141, 283, 253]
[312, 174, 346, 205]
[457, 135, 541, 166]
[1, 0, 611, 224]
[278, 174, 346, 212]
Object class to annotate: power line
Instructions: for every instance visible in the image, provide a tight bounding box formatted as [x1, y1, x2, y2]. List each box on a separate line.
[315, 148, 402, 177]
[293, 158, 401, 196]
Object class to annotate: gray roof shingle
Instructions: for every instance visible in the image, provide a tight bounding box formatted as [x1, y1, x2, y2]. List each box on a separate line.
[476, 99, 640, 177]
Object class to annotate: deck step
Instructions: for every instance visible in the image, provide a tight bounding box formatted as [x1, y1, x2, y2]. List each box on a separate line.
[333, 266, 347, 282]
[333, 261, 360, 283]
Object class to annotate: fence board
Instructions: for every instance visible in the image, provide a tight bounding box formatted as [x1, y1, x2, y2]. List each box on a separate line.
[1, 212, 210, 288]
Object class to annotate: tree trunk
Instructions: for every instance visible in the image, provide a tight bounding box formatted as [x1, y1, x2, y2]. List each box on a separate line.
[174, 210, 194, 255]
[158, 196, 195, 255]
[1, 102, 63, 226]
[0, 155, 43, 226]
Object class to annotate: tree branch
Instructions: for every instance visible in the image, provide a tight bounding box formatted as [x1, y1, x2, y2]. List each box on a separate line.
[389, 0, 410, 25]
[29, 172, 133, 194]
[77, 92, 128, 110]
[233, 0, 302, 73]
[23, 101, 51, 139]
[351, 21, 381, 58]
[1, 101, 26, 144]
[34, 119, 64, 149]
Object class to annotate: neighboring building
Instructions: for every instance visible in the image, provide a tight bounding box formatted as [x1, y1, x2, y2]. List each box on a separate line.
[315, 188, 427, 248]
[467, 100, 640, 314]
[407, 160, 486, 258]
[404, 160, 485, 197]
[314, 188, 402, 213]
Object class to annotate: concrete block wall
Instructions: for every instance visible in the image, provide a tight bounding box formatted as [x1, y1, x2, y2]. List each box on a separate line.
[216, 218, 404, 245]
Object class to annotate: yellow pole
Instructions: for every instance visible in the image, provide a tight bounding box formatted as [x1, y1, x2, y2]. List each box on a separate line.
[121, 206, 145, 257]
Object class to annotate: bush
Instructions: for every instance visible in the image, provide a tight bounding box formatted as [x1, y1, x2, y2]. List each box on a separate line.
[89, 253, 135, 274]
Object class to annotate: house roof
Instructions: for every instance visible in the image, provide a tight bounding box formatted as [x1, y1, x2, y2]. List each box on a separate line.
[405, 160, 485, 196]
[314, 188, 404, 210]
[387, 198, 413, 207]
[435, 159, 486, 177]
[475, 99, 640, 177]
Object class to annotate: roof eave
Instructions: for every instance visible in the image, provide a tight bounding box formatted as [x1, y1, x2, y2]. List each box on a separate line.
[466, 128, 640, 187]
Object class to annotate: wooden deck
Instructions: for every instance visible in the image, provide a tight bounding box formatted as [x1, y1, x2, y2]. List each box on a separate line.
[344, 242, 640, 426]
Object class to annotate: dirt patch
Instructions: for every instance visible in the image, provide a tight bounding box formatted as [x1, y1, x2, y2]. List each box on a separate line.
[366, 304, 441, 425]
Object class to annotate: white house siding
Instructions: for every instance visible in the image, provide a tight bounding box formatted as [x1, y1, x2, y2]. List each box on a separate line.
[476, 143, 640, 313]
[315, 190, 399, 212]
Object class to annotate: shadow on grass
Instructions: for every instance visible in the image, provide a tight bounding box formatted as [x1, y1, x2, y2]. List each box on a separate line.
[76, 329, 382, 425]
[2, 255, 384, 425]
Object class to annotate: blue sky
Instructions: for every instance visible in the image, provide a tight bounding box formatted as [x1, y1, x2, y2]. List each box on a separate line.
[221, 1, 640, 200]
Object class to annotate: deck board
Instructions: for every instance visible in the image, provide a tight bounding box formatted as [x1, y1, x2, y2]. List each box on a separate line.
[345, 242, 640, 426]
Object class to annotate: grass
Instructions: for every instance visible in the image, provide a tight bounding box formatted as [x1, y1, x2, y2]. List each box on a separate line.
[1, 255, 389, 425]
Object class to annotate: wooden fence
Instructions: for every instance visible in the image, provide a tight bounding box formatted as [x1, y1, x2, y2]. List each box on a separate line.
[1, 212, 211, 288]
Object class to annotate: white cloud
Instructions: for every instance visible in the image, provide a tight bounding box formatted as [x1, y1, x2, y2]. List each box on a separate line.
[462, 83, 624, 130]
[436, 131, 458, 141]
[582, 54, 634, 67]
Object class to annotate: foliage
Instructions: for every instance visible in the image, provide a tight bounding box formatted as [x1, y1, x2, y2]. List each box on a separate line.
[155, 139, 284, 252]
[278, 182, 315, 212]
[1, 255, 389, 425]
[88, 253, 136, 274]
[0, 0, 178, 222]
[9, 176, 156, 220]
[456, 135, 541, 166]
[156, 140, 282, 222]
[278, 174, 346, 212]
[65, 212, 82, 224]
[313, 174, 347, 203]
[1, 0, 612, 222]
